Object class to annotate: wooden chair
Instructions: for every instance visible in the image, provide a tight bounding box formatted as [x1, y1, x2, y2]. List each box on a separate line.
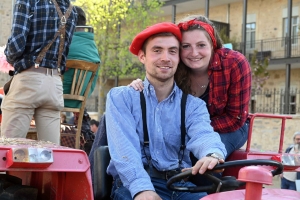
[61, 59, 99, 149]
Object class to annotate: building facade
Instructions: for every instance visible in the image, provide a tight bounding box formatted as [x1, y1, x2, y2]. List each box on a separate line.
[1, 0, 300, 114]
[160, 0, 300, 115]
[0, 0, 15, 85]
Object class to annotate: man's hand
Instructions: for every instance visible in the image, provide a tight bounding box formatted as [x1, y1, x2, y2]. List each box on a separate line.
[134, 190, 162, 200]
[191, 156, 224, 175]
[128, 78, 144, 91]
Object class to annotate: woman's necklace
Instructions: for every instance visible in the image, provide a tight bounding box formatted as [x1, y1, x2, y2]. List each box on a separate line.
[197, 83, 207, 88]
[195, 80, 208, 89]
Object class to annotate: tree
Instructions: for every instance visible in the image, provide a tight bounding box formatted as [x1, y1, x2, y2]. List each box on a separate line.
[250, 50, 270, 90]
[219, 27, 239, 51]
[74, 0, 163, 114]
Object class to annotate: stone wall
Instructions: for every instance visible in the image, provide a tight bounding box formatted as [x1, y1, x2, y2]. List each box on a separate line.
[0, 0, 14, 87]
[0, 0, 13, 46]
[265, 68, 300, 90]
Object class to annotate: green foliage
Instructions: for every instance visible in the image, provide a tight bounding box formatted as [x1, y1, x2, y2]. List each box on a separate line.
[219, 28, 239, 50]
[250, 50, 270, 90]
[74, 0, 163, 79]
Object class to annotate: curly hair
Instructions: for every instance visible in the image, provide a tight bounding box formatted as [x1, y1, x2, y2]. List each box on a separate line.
[175, 15, 224, 95]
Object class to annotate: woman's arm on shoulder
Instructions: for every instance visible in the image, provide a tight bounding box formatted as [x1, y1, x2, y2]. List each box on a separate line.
[128, 78, 144, 91]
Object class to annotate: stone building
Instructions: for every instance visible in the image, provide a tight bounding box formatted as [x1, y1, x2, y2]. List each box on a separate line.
[0, 0, 14, 85]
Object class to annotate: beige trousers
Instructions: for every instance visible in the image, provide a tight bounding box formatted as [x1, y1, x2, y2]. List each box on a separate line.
[1, 70, 64, 144]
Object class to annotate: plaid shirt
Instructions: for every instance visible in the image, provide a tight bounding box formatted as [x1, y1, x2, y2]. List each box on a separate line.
[208, 48, 252, 133]
[5, 0, 77, 74]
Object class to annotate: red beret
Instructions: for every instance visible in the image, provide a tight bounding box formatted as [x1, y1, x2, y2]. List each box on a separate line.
[129, 22, 182, 55]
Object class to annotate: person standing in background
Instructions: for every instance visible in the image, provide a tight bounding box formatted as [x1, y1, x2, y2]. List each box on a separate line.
[2, 0, 77, 144]
[281, 131, 300, 190]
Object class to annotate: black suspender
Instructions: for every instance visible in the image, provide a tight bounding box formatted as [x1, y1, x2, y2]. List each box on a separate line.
[140, 91, 188, 165]
[140, 91, 149, 145]
[179, 92, 188, 164]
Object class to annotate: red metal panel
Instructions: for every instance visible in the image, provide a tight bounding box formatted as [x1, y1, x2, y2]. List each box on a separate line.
[0, 139, 93, 200]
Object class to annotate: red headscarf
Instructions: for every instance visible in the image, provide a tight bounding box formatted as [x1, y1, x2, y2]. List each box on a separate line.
[178, 19, 217, 49]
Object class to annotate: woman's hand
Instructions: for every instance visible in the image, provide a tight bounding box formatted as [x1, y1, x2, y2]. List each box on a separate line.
[128, 78, 144, 91]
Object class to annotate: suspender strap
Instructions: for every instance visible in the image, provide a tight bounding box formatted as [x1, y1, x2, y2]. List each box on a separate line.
[180, 93, 188, 151]
[140, 92, 149, 145]
[178, 93, 188, 164]
[140, 91, 188, 164]
[35, 0, 73, 73]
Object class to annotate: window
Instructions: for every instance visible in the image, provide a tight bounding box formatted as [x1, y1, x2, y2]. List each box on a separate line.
[280, 94, 296, 114]
[283, 16, 299, 44]
[246, 23, 256, 49]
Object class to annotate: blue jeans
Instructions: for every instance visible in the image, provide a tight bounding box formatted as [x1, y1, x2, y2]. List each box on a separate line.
[219, 120, 249, 159]
[281, 177, 297, 190]
[111, 177, 207, 200]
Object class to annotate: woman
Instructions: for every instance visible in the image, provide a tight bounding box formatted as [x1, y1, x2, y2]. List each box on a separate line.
[130, 15, 252, 158]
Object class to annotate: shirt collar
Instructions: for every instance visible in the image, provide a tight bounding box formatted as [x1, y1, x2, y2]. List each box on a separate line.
[209, 48, 227, 71]
[143, 77, 178, 103]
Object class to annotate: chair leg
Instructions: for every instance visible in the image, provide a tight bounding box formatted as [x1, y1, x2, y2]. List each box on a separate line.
[75, 124, 81, 149]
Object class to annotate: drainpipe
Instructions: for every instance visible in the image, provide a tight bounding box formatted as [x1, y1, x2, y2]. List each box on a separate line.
[11, 0, 14, 24]
[172, 5, 176, 23]
[242, 0, 248, 55]
[284, 0, 292, 114]
[205, 0, 209, 18]
[227, 4, 230, 24]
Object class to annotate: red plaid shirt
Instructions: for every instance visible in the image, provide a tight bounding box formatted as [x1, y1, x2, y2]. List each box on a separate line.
[207, 48, 251, 133]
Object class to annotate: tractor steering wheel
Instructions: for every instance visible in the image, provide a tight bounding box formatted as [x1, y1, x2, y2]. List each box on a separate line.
[166, 159, 283, 193]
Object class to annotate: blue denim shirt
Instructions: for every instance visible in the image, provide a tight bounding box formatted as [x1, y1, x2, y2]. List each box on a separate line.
[106, 78, 227, 197]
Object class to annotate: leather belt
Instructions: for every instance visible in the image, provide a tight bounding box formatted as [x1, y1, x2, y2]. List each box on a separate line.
[24, 66, 59, 76]
[144, 165, 182, 180]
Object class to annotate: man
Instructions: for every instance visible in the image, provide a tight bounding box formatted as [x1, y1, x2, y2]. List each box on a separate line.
[90, 119, 99, 134]
[64, 6, 101, 108]
[105, 22, 227, 200]
[281, 131, 300, 190]
[2, 0, 77, 144]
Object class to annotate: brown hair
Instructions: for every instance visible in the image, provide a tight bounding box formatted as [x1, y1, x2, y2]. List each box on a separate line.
[175, 15, 223, 95]
[75, 6, 86, 26]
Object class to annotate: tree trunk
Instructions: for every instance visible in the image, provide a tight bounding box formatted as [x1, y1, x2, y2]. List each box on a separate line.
[98, 74, 107, 115]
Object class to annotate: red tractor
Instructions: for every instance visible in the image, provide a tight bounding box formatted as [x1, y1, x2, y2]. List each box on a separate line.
[0, 113, 299, 200]
[93, 113, 300, 200]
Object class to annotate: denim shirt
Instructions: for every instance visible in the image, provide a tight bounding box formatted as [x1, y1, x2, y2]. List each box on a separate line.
[106, 78, 226, 197]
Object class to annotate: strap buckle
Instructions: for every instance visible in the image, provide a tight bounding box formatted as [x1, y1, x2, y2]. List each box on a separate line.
[165, 169, 181, 180]
[46, 68, 54, 76]
[60, 16, 66, 26]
